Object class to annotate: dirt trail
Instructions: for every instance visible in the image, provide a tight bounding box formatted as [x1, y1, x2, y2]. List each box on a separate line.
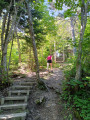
[26, 68, 77, 120]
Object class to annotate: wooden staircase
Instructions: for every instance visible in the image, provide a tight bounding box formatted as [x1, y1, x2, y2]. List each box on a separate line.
[0, 79, 36, 120]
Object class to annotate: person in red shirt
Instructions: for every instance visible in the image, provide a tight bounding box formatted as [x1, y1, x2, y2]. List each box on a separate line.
[47, 55, 52, 71]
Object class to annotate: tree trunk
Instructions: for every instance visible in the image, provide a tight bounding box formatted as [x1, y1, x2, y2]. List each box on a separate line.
[1, 44, 8, 73]
[54, 40, 56, 63]
[25, 0, 40, 82]
[28, 47, 31, 69]
[70, 17, 76, 55]
[0, 0, 18, 81]
[63, 46, 65, 62]
[1, 11, 11, 80]
[25, 1, 49, 91]
[75, 0, 88, 80]
[7, 39, 13, 73]
[14, 13, 22, 64]
[16, 31, 21, 63]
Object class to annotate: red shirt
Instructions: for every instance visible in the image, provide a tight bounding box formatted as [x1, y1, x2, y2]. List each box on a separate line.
[47, 55, 52, 60]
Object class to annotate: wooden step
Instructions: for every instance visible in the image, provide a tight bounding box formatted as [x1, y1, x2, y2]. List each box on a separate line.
[23, 80, 36, 82]
[11, 85, 32, 90]
[0, 79, 35, 119]
[0, 103, 27, 110]
[20, 82, 36, 86]
[0, 96, 28, 105]
[8, 90, 31, 96]
[0, 112, 26, 120]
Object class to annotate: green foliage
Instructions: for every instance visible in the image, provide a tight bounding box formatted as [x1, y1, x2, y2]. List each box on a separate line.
[0, 66, 12, 90]
[64, 64, 76, 80]
[67, 56, 76, 63]
[53, 63, 60, 68]
[0, 71, 7, 83]
[39, 57, 46, 66]
[73, 90, 90, 120]
[64, 9, 76, 18]
[82, 18, 90, 77]
[62, 64, 90, 120]
[67, 77, 90, 90]
[9, 47, 19, 65]
[0, 0, 9, 11]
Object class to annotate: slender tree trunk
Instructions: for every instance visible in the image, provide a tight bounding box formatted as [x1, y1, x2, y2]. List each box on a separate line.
[14, 13, 22, 64]
[75, 0, 88, 80]
[0, 0, 18, 81]
[16, 31, 21, 63]
[54, 40, 56, 63]
[25, 1, 48, 91]
[63, 46, 65, 62]
[25, 0, 40, 82]
[70, 17, 76, 55]
[1, 13, 17, 76]
[28, 47, 31, 69]
[7, 39, 13, 73]
[31, 51, 34, 70]
[28, 47, 34, 70]
[1, 1, 12, 50]
[0, 11, 8, 80]
[1, 11, 11, 80]
[1, 44, 8, 72]
[17, 37, 21, 63]
[0, 1, 13, 81]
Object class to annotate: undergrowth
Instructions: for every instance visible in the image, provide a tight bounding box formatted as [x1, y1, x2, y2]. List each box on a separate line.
[62, 64, 90, 120]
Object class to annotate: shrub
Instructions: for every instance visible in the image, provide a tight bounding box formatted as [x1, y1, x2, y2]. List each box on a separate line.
[62, 63, 90, 120]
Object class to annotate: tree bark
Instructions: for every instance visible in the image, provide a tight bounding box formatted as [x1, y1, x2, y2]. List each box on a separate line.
[25, 1, 48, 91]
[7, 39, 13, 73]
[70, 17, 76, 55]
[1, 12, 17, 76]
[15, 13, 22, 64]
[1, 11, 11, 79]
[25, 0, 40, 82]
[0, 1, 13, 80]
[75, 0, 89, 80]
[28, 47, 31, 69]
[0, 0, 19, 80]
[16, 31, 21, 63]
[54, 40, 56, 63]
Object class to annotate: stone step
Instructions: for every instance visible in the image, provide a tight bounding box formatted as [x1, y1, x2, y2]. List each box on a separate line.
[0, 103, 27, 110]
[11, 85, 32, 90]
[8, 90, 31, 96]
[0, 112, 26, 120]
[0, 96, 28, 105]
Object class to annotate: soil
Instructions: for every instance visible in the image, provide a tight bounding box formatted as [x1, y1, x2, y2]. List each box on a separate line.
[0, 68, 77, 120]
[25, 68, 77, 120]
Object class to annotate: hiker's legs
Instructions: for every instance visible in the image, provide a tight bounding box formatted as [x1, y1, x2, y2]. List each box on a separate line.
[50, 63, 52, 70]
[47, 63, 49, 70]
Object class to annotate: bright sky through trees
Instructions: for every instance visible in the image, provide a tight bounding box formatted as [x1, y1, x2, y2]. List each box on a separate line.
[44, 0, 69, 17]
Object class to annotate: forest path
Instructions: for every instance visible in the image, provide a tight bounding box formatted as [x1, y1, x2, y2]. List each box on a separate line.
[26, 68, 77, 120]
